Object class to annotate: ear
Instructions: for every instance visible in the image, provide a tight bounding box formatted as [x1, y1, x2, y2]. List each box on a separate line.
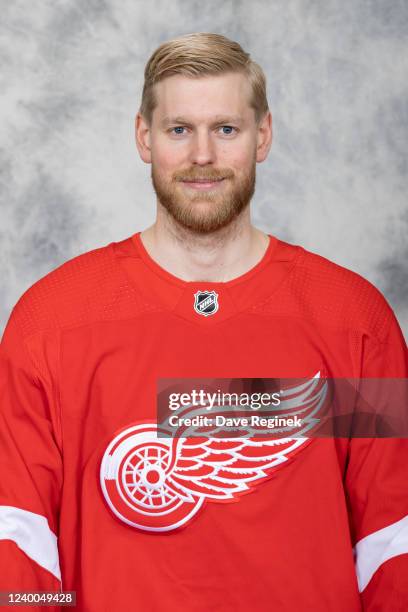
[135, 112, 152, 164]
[256, 111, 273, 163]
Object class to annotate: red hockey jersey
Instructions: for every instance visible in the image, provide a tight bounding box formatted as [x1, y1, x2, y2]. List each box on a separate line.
[0, 231, 407, 611]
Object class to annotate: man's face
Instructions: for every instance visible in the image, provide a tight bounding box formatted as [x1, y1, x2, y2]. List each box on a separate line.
[138, 72, 270, 234]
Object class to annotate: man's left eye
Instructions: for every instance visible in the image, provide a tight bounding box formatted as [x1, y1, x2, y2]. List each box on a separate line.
[219, 126, 236, 135]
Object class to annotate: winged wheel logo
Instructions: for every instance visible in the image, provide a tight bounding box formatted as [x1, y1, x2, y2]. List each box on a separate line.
[100, 372, 327, 532]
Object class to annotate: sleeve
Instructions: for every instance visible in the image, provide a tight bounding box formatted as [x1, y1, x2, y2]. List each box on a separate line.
[0, 302, 63, 599]
[344, 310, 408, 611]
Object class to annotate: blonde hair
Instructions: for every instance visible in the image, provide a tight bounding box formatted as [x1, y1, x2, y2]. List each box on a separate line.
[139, 32, 269, 125]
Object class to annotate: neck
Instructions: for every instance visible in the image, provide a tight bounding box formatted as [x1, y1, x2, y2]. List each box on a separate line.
[139, 209, 270, 283]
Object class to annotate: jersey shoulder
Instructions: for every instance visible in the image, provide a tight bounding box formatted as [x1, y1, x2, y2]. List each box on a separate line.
[4, 237, 150, 342]
[261, 241, 396, 343]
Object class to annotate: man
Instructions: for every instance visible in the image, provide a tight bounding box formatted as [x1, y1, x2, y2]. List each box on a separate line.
[0, 32, 407, 611]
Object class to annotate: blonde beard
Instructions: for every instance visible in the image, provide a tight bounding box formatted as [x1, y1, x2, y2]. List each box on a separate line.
[151, 163, 256, 234]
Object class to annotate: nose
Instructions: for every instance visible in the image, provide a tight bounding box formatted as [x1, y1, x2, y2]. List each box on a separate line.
[188, 128, 216, 165]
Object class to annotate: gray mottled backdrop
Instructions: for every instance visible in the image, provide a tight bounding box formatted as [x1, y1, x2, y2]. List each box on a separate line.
[1, 0, 407, 339]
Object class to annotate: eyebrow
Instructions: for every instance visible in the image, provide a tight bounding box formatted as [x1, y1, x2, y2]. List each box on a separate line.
[159, 115, 245, 128]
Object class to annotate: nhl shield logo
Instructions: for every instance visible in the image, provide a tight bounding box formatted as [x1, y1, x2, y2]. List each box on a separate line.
[193, 290, 219, 316]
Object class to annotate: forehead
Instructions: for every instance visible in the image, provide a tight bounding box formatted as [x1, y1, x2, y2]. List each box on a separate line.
[152, 72, 254, 123]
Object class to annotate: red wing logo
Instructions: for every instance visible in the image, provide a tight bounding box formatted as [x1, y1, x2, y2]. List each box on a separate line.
[100, 372, 327, 532]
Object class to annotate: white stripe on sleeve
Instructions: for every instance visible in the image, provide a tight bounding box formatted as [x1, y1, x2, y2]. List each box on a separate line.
[0, 505, 61, 581]
[354, 513, 408, 592]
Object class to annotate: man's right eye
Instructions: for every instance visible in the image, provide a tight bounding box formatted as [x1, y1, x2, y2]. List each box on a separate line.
[169, 127, 187, 135]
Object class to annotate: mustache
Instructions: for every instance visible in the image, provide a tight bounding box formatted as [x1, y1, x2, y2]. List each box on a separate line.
[174, 170, 234, 181]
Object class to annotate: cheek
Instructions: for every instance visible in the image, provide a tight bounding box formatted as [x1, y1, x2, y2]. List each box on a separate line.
[154, 146, 186, 173]
[152, 133, 187, 164]
[217, 141, 256, 171]
[223, 154, 254, 175]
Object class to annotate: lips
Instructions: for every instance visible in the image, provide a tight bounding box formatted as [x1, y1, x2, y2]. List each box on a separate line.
[180, 178, 226, 191]
[182, 178, 224, 183]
